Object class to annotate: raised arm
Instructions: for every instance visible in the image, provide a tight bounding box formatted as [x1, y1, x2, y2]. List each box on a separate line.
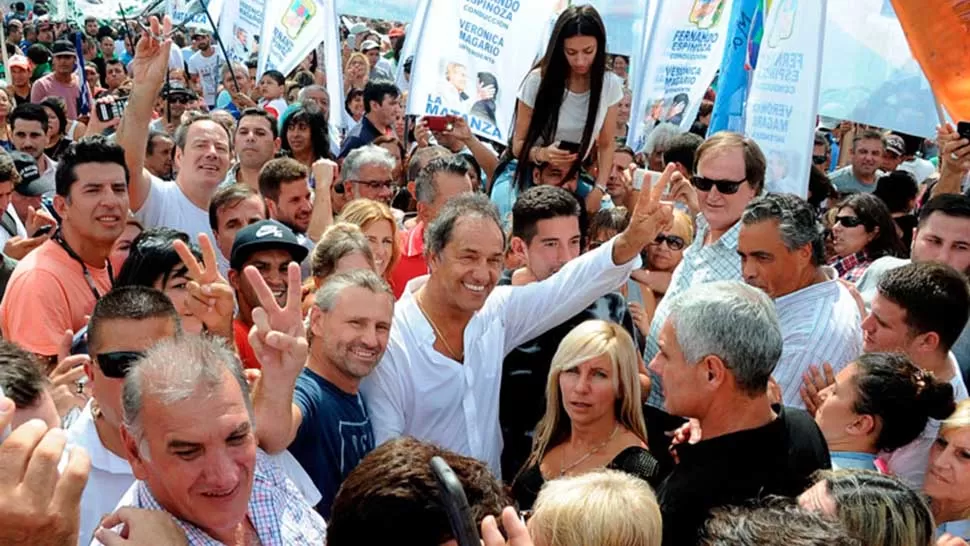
[115, 16, 172, 212]
[307, 159, 337, 243]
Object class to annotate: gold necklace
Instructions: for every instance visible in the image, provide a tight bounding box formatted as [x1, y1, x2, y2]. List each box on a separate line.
[559, 424, 620, 477]
[416, 294, 464, 361]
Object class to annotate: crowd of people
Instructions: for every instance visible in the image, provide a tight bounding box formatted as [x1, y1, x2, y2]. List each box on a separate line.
[0, 2, 969, 546]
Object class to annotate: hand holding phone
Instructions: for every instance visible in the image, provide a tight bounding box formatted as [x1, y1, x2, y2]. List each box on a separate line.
[557, 140, 581, 154]
[957, 121, 970, 142]
[425, 115, 454, 132]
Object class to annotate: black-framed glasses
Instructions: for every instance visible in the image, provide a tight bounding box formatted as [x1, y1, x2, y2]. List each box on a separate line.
[95, 351, 145, 379]
[166, 95, 191, 104]
[812, 155, 828, 165]
[651, 234, 686, 251]
[690, 176, 746, 195]
[834, 215, 866, 228]
[352, 179, 396, 192]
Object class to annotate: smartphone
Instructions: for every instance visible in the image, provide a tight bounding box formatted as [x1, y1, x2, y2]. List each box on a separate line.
[558, 140, 581, 154]
[425, 115, 454, 132]
[958, 121, 970, 141]
[96, 98, 128, 123]
[430, 456, 480, 546]
[34, 225, 53, 237]
[633, 169, 665, 192]
[0, 386, 10, 443]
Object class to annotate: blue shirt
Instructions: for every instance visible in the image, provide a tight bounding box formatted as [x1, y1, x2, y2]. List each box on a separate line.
[290, 368, 375, 518]
[337, 115, 381, 159]
[830, 451, 878, 471]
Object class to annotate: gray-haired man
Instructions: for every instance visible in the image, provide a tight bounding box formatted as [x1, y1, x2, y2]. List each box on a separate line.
[339, 144, 398, 206]
[648, 281, 830, 546]
[737, 193, 862, 407]
[99, 336, 327, 545]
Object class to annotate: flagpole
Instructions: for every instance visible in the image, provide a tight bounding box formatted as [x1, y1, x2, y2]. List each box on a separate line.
[199, 0, 240, 93]
[0, 20, 11, 86]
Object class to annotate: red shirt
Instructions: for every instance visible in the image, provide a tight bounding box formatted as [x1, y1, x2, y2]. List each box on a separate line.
[233, 319, 261, 369]
[390, 221, 429, 299]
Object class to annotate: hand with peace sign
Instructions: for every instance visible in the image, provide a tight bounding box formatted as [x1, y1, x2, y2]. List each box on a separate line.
[612, 163, 676, 265]
[245, 261, 307, 387]
[128, 15, 172, 91]
[173, 234, 236, 341]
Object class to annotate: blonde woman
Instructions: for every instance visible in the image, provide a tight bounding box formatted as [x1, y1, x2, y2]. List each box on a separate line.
[301, 223, 376, 315]
[337, 199, 401, 289]
[528, 470, 662, 546]
[344, 52, 370, 94]
[511, 320, 659, 510]
[925, 400, 970, 540]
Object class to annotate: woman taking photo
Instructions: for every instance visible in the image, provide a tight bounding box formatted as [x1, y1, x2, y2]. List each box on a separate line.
[813, 352, 955, 471]
[511, 320, 659, 511]
[828, 192, 906, 281]
[344, 52, 370, 94]
[508, 5, 623, 212]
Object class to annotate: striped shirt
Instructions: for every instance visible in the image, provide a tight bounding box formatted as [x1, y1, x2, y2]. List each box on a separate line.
[644, 215, 743, 408]
[773, 267, 863, 408]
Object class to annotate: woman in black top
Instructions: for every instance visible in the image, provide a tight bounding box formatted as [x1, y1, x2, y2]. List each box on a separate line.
[511, 320, 660, 510]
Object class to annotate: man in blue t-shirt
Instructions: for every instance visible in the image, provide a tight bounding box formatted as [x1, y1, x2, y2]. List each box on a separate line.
[256, 268, 395, 518]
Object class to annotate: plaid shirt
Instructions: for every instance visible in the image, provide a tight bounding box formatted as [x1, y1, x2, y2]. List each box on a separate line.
[829, 250, 872, 283]
[128, 451, 326, 546]
[643, 215, 743, 408]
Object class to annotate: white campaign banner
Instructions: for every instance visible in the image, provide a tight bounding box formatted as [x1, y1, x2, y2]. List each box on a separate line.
[394, 0, 430, 97]
[217, 0, 265, 64]
[257, 0, 348, 132]
[743, 0, 825, 197]
[168, 0, 217, 27]
[627, 0, 733, 152]
[405, 0, 560, 144]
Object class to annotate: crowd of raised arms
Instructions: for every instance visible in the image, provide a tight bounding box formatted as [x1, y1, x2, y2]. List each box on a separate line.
[0, 3, 969, 546]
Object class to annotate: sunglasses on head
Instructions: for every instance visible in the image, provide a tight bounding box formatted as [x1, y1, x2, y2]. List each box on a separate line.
[96, 350, 145, 379]
[690, 176, 746, 195]
[652, 234, 686, 251]
[834, 215, 866, 228]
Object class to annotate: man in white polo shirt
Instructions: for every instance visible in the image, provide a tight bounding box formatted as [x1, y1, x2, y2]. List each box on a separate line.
[361, 167, 676, 477]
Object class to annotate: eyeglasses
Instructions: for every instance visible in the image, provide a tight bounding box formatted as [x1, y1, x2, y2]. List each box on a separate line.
[812, 155, 827, 165]
[353, 179, 396, 192]
[166, 96, 191, 104]
[651, 234, 686, 250]
[95, 350, 145, 379]
[834, 215, 866, 228]
[690, 176, 746, 195]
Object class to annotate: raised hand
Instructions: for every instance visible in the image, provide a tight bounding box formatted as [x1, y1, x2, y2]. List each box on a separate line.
[667, 170, 700, 217]
[127, 16, 172, 89]
[613, 163, 676, 264]
[95, 508, 188, 546]
[0, 418, 91, 546]
[173, 234, 235, 340]
[47, 330, 89, 418]
[3, 233, 48, 260]
[800, 362, 835, 416]
[24, 206, 56, 238]
[481, 507, 534, 546]
[245, 262, 307, 385]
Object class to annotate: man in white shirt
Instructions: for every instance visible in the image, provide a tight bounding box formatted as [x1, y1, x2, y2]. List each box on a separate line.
[118, 28, 231, 245]
[361, 170, 676, 477]
[644, 132, 766, 408]
[857, 262, 970, 488]
[828, 130, 885, 195]
[186, 27, 222, 109]
[737, 194, 862, 408]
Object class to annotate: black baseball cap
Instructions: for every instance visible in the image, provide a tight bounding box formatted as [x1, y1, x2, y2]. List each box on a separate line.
[9, 151, 52, 196]
[230, 220, 308, 271]
[51, 40, 75, 57]
[160, 82, 197, 100]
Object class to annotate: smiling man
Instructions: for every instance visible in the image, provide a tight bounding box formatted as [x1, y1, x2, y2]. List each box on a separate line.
[228, 220, 308, 369]
[109, 335, 327, 545]
[829, 130, 885, 195]
[209, 184, 266, 275]
[0, 136, 129, 360]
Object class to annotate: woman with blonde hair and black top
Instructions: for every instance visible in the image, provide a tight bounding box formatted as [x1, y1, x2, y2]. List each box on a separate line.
[511, 320, 660, 510]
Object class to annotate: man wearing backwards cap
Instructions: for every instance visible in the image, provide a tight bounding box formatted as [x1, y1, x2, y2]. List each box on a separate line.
[228, 219, 309, 369]
[882, 134, 907, 173]
[30, 39, 90, 120]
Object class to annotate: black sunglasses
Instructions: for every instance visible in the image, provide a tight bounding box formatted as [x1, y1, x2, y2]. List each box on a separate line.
[812, 155, 828, 165]
[652, 234, 686, 251]
[691, 176, 746, 195]
[834, 215, 866, 228]
[95, 351, 145, 379]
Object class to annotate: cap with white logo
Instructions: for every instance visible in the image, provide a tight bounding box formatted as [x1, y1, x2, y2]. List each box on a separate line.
[230, 219, 308, 271]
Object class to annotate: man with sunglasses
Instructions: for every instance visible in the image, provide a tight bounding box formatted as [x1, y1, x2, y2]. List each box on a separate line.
[737, 194, 862, 408]
[65, 286, 181, 545]
[812, 132, 831, 172]
[148, 82, 196, 137]
[642, 132, 766, 410]
[497, 185, 641, 478]
[829, 129, 886, 195]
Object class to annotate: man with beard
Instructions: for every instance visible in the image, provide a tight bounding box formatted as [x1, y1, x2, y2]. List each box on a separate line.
[227, 219, 308, 369]
[30, 40, 89, 120]
[257, 270, 394, 518]
[186, 27, 222, 110]
[828, 130, 885, 195]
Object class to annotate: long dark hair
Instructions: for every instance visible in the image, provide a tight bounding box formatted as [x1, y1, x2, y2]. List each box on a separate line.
[837, 193, 906, 259]
[115, 228, 202, 289]
[513, 5, 607, 191]
[281, 104, 333, 161]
